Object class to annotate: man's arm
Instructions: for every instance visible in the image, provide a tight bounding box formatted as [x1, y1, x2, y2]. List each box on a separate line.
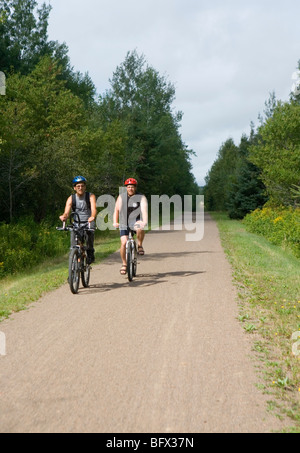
[88, 193, 97, 223]
[59, 196, 72, 222]
[140, 195, 148, 227]
[113, 195, 121, 227]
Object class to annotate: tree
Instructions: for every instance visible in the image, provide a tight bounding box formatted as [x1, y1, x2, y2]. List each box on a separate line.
[249, 101, 300, 206]
[226, 134, 267, 219]
[0, 57, 89, 221]
[258, 91, 277, 125]
[0, 0, 52, 74]
[99, 50, 198, 198]
[204, 138, 239, 211]
[0, 0, 96, 106]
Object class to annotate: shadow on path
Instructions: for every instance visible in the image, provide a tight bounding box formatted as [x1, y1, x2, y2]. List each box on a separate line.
[79, 270, 205, 295]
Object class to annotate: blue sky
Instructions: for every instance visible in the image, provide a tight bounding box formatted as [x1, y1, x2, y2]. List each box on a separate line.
[40, 0, 300, 185]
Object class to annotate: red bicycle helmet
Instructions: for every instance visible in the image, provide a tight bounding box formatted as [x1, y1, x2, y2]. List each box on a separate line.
[124, 178, 137, 186]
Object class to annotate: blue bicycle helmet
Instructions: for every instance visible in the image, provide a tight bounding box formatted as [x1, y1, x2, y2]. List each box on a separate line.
[72, 175, 87, 185]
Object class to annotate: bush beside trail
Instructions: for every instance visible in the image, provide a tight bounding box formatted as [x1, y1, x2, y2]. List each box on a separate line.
[243, 207, 300, 258]
[0, 217, 70, 278]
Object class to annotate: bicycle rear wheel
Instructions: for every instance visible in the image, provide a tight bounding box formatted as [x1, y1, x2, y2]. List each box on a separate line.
[81, 253, 90, 287]
[69, 248, 80, 294]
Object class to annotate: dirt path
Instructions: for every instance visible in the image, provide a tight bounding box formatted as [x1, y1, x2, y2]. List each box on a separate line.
[0, 213, 287, 433]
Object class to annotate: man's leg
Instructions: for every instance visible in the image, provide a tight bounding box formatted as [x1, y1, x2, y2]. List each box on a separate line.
[120, 234, 128, 274]
[86, 231, 95, 264]
[120, 235, 128, 265]
[136, 228, 145, 254]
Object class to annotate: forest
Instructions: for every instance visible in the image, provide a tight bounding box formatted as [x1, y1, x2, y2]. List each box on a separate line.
[1, 1, 299, 277]
[204, 74, 300, 257]
[204, 89, 300, 216]
[0, 0, 200, 278]
[0, 0, 199, 225]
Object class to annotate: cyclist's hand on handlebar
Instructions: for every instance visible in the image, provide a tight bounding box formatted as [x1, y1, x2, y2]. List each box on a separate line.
[135, 221, 146, 230]
[59, 214, 67, 222]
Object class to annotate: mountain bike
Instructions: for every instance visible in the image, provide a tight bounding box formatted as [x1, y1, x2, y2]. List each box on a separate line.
[56, 212, 95, 294]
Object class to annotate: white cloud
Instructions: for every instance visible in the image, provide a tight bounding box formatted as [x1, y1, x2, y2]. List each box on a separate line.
[40, 0, 300, 185]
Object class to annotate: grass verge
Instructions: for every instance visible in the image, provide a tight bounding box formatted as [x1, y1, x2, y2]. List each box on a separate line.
[211, 212, 300, 432]
[0, 230, 120, 321]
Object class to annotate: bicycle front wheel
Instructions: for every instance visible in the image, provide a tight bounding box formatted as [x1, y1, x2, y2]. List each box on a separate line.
[133, 242, 137, 277]
[69, 248, 80, 294]
[127, 243, 134, 282]
[81, 253, 90, 287]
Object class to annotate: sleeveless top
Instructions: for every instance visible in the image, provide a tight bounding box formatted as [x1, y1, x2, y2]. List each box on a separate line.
[73, 193, 91, 223]
[119, 192, 143, 228]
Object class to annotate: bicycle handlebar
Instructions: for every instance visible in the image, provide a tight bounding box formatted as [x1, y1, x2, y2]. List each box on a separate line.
[56, 221, 68, 231]
[118, 222, 144, 231]
[56, 221, 95, 232]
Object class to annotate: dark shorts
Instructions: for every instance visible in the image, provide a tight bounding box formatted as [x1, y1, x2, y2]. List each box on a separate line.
[120, 227, 135, 237]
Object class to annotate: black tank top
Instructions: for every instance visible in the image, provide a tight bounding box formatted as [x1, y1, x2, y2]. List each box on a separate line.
[120, 192, 143, 227]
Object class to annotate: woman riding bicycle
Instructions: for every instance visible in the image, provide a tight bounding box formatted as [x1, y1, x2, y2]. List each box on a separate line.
[59, 176, 97, 264]
[113, 178, 148, 275]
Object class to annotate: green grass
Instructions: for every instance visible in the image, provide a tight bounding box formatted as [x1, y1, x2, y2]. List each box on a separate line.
[211, 212, 300, 431]
[0, 230, 120, 321]
[0, 214, 163, 319]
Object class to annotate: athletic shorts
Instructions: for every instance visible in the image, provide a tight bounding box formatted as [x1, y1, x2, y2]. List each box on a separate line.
[120, 227, 135, 237]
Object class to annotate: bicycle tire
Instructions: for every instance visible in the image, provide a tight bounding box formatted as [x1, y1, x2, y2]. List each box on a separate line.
[69, 248, 80, 294]
[81, 253, 90, 287]
[127, 244, 134, 282]
[133, 241, 137, 277]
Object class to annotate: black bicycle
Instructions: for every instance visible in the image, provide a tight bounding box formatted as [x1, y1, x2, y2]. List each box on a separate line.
[57, 212, 95, 294]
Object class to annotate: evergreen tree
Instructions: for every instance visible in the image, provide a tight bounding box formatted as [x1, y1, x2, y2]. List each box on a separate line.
[204, 138, 239, 211]
[226, 134, 267, 219]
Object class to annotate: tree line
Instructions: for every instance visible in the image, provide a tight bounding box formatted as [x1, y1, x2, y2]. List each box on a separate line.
[204, 72, 300, 218]
[0, 0, 199, 224]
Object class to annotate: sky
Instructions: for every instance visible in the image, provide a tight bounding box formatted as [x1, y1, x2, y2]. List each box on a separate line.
[38, 0, 300, 186]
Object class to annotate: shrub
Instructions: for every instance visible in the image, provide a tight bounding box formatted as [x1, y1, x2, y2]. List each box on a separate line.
[243, 207, 300, 258]
[0, 217, 70, 278]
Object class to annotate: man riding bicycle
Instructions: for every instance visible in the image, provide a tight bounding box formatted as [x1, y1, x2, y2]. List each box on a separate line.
[113, 178, 148, 275]
[59, 176, 97, 264]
